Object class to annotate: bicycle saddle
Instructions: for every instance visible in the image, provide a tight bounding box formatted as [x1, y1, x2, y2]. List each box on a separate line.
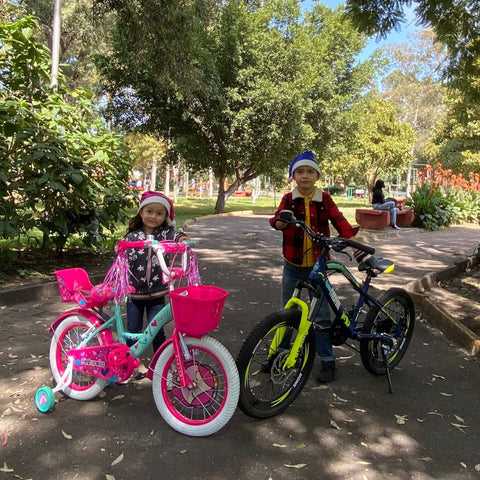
[358, 255, 394, 274]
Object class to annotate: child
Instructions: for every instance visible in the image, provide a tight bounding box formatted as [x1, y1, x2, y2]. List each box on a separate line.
[270, 151, 359, 383]
[126, 191, 188, 353]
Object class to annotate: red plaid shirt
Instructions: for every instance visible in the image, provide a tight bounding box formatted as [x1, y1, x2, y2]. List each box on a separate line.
[270, 188, 359, 266]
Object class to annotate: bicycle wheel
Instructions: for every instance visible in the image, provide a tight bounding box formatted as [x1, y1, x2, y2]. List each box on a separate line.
[236, 309, 316, 419]
[360, 288, 415, 375]
[152, 335, 239, 437]
[49, 314, 109, 400]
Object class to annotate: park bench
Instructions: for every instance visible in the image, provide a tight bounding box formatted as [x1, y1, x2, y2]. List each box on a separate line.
[355, 208, 414, 230]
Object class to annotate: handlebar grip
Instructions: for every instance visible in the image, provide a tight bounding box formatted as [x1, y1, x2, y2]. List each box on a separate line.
[115, 239, 146, 254]
[345, 238, 375, 255]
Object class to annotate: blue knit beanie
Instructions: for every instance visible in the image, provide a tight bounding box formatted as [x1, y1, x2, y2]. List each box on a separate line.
[288, 151, 321, 181]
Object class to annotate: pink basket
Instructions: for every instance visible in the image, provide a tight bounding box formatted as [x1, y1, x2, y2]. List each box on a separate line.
[170, 285, 229, 337]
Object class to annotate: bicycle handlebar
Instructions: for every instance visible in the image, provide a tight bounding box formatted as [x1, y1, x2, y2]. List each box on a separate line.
[276, 210, 375, 256]
[115, 238, 201, 283]
[115, 238, 199, 255]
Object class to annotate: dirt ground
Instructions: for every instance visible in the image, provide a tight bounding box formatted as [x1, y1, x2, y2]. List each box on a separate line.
[433, 261, 480, 336]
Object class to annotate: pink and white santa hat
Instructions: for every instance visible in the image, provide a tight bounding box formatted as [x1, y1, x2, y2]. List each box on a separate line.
[138, 191, 175, 225]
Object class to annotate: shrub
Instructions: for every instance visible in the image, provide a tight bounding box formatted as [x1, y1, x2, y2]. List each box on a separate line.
[408, 182, 455, 230]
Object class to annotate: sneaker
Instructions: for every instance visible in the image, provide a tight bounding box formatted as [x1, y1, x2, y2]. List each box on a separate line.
[316, 360, 336, 383]
[392, 225, 400, 230]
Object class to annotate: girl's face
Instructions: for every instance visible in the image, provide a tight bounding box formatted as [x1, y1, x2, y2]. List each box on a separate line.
[140, 203, 168, 234]
[293, 166, 320, 194]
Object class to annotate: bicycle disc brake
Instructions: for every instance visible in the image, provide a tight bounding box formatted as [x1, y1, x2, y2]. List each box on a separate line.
[270, 351, 299, 386]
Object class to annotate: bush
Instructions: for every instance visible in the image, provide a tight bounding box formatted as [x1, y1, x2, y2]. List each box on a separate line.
[408, 183, 455, 230]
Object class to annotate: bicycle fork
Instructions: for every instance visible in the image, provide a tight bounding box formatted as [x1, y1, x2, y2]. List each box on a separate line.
[172, 329, 197, 389]
[270, 298, 312, 370]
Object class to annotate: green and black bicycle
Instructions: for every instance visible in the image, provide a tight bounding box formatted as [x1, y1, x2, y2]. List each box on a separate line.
[236, 210, 415, 419]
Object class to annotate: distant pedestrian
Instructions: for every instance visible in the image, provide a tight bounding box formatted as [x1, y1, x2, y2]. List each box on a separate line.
[372, 179, 400, 230]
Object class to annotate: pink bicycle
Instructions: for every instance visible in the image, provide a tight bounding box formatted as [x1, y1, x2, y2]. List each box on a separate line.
[35, 239, 240, 437]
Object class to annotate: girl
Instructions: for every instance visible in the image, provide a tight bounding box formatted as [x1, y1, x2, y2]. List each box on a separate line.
[126, 191, 188, 353]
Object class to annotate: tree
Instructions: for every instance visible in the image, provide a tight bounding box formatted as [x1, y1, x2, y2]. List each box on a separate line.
[19, 0, 113, 91]
[97, 0, 377, 212]
[380, 30, 447, 159]
[423, 88, 480, 175]
[0, 16, 134, 251]
[343, 0, 480, 103]
[323, 98, 415, 195]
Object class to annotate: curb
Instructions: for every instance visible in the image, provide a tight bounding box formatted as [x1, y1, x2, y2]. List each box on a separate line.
[405, 255, 480, 356]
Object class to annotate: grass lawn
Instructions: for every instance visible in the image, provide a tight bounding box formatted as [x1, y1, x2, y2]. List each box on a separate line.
[172, 194, 367, 228]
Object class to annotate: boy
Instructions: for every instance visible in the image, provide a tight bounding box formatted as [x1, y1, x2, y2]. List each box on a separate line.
[270, 151, 359, 382]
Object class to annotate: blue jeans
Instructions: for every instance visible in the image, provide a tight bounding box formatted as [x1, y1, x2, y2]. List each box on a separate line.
[372, 201, 397, 226]
[126, 297, 166, 352]
[281, 261, 334, 362]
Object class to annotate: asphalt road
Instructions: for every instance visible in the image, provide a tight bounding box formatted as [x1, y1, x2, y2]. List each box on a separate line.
[1, 214, 479, 480]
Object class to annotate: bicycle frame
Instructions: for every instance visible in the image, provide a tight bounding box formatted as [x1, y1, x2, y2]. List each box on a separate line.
[278, 255, 396, 373]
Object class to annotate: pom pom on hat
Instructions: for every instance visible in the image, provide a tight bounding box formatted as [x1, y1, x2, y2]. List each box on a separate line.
[288, 150, 321, 182]
[138, 191, 175, 225]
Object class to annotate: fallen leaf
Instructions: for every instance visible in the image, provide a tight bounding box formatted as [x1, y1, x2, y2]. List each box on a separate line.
[1, 408, 12, 417]
[180, 450, 187, 454]
[111, 453, 124, 466]
[312, 385, 329, 390]
[2, 431, 8, 446]
[395, 414, 407, 425]
[357, 461, 371, 465]
[432, 374, 446, 380]
[330, 420, 341, 430]
[0, 462, 13, 473]
[295, 443, 305, 450]
[111, 395, 125, 402]
[474, 464, 480, 472]
[460, 462, 467, 468]
[451, 423, 468, 429]
[273, 443, 286, 448]
[62, 430, 72, 439]
[454, 414, 464, 423]
[420, 457, 432, 461]
[105, 475, 115, 480]
[427, 411, 443, 417]
[284, 464, 307, 469]
[440, 392, 452, 397]
[333, 393, 348, 403]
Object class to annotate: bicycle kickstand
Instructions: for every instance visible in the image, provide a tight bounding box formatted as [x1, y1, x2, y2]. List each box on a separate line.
[381, 346, 394, 394]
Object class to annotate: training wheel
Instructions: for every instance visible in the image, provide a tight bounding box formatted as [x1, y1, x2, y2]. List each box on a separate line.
[35, 386, 55, 413]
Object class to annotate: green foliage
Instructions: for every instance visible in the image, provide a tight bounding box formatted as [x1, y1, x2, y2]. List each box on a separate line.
[408, 183, 455, 230]
[96, 0, 378, 212]
[325, 97, 415, 192]
[444, 189, 480, 224]
[0, 16, 135, 251]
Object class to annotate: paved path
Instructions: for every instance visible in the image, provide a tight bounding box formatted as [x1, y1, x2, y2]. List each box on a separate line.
[0, 215, 479, 480]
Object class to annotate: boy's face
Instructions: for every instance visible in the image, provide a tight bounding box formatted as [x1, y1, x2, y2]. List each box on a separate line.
[293, 166, 320, 192]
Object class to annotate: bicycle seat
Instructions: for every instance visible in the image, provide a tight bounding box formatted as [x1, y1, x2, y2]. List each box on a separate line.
[358, 255, 394, 274]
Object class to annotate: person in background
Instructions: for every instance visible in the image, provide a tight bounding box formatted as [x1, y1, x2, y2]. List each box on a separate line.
[125, 191, 188, 355]
[371, 179, 400, 230]
[270, 151, 359, 383]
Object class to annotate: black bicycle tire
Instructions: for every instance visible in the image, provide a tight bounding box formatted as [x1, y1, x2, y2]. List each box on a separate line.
[360, 288, 415, 375]
[236, 309, 316, 419]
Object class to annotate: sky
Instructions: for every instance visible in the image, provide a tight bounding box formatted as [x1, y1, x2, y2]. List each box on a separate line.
[302, 0, 421, 60]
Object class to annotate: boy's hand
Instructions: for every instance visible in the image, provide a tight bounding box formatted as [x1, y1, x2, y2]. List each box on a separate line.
[273, 210, 293, 230]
